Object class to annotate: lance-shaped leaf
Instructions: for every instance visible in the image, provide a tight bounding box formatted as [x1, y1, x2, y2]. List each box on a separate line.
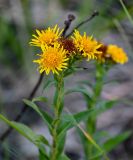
[103, 131, 131, 152]
[58, 154, 71, 160]
[43, 78, 55, 91]
[0, 114, 49, 159]
[65, 87, 92, 99]
[32, 96, 47, 103]
[93, 100, 117, 116]
[57, 109, 93, 139]
[23, 99, 53, 129]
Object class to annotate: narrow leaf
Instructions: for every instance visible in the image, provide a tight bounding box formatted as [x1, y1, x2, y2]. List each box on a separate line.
[94, 100, 117, 116]
[32, 96, 47, 103]
[0, 114, 49, 146]
[103, 131, 131, 152]
[43, 79, 55, 91]
[59, 154, 71, 160]
[65, 87, 92, 98]
[23, 99, 53, 129]
[39, 149, 49, 160]
[56, 133, 66, 159]
[58, 109, 93, 137]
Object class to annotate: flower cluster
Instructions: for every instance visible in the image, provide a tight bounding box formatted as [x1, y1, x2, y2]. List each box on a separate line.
[30, 25, 128, 75]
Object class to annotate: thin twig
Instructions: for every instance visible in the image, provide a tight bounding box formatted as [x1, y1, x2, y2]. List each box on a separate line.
[66, 10, 99, 38]
[0, 73, 44, 141]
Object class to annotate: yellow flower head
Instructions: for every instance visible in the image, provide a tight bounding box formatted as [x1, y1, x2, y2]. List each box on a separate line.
[72, 30, 102, 60]
[30, 25, 63, 47]
[106, 45, 128, 64]
[33, 44, 69, 75]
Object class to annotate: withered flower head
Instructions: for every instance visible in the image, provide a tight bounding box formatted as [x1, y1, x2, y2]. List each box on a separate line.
[59, 38, 77, 56]
[96, 44, 111, 62]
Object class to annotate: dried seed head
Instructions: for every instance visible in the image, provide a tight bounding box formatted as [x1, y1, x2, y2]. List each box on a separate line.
[68, 14, 76, 21]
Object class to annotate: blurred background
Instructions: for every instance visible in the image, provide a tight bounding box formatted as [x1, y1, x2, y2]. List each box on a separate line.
[0, 0, 133, 159]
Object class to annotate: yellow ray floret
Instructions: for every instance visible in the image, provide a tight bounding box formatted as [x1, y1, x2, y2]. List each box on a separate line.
[107, 45, 128, 64]
[33, 44, 69, 75]
[30, 25, 63, 47]
[72, 30, 102, 60]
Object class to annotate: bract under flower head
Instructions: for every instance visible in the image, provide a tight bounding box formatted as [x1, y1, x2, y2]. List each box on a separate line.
[33, 44, 69, 75]
[72, 30, 102, 60]
[30, 25, 63, 47]
[107, 45, 128, 64]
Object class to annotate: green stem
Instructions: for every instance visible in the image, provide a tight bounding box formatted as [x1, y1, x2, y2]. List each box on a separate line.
[50, 75, 64, 160]
[85, 63, 105, 160]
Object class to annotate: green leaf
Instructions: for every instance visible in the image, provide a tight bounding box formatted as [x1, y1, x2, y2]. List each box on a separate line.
[88, 152, 104, 160]
[39, 149, 49, 160]
[63, 68, 74, 77]
[57, 122, 72, 139]
[62, 109, 93, 123]
[65, 86, 92, 105]
[0, 114, 36, 143]
[94, 131, 110, 143]
[65, 87, 92, 99]
[0, 114, 50, 159]
[56, 133, 66, 159]
[93, 100, 117, 116]
[23, 99, 53, 129]
[57, 109, 93, 138]
[97, 100, 116, 109]
[32, 96, 47, 103]
[77, 80, 94, 88]
[103, 131, 131, 152]
[58, 154, 71, 160]
[77, 126, 105, 160]
[0, 114, 49, 146]
[36, 135, 49, 146]
[43, 78, 55, 91]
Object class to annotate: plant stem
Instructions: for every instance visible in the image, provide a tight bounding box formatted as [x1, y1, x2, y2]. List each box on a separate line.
[85, 63, 105, 160]
[50, 75, 64, 160]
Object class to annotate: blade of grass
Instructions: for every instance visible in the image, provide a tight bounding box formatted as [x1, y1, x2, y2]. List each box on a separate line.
[119, 0, 133, 26]
[65, 108, 110, 160]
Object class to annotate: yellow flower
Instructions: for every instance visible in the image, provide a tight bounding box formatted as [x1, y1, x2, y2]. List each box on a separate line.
[72, 30, 102, 60]
[33, 44, 69, 75]
[106, 45, 128, 64]
[30, 25, 63, 47]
